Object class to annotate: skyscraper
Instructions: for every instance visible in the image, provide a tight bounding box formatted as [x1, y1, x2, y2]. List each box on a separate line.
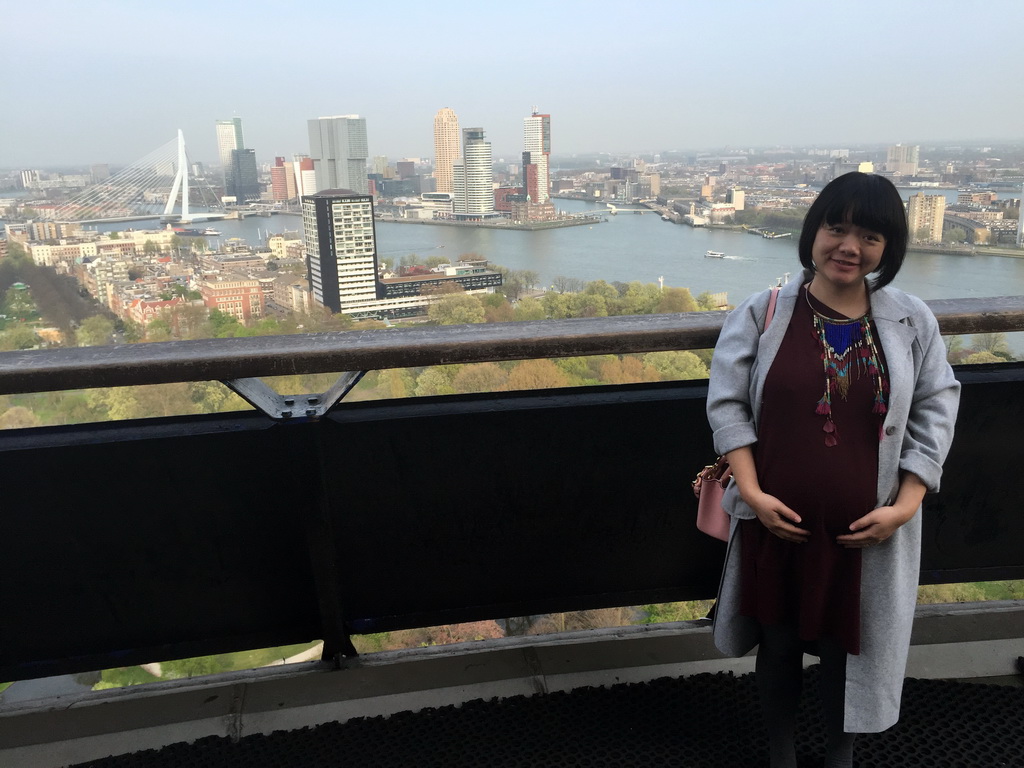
[887, 144, 920, 176]
[522, 110, 551, 204]
[293, 155, 316, 199]
[302, 189, 379, 313]
[215, 118, 245, 185]
[307, 116, 369, 194]
[227, 149, 259, 202]
[907, 191, 946, 242]
[452, 127, 496, 219]
[270, 157, 296, 201]
[433, 108, 460, 195]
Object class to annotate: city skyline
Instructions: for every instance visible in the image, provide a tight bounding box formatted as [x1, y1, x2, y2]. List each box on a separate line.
[4, 0, 1024, 168]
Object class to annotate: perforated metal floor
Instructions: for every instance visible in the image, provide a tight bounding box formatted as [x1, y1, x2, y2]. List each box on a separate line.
[75, 669, 1024, 768]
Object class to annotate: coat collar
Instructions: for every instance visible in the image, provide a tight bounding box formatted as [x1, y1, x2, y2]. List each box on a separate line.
[785, 268, 919, 325]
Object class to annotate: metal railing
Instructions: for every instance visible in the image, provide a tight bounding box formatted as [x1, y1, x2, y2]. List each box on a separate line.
[2, 296, 1023, 396]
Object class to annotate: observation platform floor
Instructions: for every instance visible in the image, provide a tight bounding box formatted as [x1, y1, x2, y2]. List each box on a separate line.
[74, 668, 1023, 768]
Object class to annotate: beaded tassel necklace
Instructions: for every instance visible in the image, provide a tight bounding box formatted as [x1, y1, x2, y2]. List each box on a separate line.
[806, 288, 889, 447]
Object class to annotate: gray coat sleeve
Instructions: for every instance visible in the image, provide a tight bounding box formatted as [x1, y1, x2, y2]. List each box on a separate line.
[899, 297, 960, 492]
[706, 291, 769, 457]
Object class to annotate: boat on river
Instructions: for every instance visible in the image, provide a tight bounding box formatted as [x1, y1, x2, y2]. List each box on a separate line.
[705, 250, 725, 258]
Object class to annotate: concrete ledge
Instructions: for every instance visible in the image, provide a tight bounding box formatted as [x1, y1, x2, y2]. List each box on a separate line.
[2, 602, 1022, 768]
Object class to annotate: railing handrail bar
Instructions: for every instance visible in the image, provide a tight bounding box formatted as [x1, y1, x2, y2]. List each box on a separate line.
[2, 297, 1023, 396]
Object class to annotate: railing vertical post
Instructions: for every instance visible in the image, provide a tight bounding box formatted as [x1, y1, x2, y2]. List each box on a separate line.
[283, 421, 358, 661]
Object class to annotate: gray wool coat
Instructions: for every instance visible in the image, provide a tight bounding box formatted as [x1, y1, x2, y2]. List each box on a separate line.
[706, 270, 960, 733]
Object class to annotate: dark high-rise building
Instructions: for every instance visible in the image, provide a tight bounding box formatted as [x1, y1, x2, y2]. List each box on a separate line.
[227, 149, 259, 202]
[301, 189, 380, 314]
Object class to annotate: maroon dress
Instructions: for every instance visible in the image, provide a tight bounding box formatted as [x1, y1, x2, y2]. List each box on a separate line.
[739, 286, 888, 655]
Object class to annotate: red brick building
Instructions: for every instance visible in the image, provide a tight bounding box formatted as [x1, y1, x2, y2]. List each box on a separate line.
[199, 275, 265, 323]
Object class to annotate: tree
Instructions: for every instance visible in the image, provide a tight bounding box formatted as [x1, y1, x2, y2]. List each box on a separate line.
[618, 281, 662, 316]
[655, 286, 697, 314]
[554, 356, 608, 385]
[505, 359, 570, 390]
[962, 351, 1002, 365]
[642, 601, 715, 623]
[375, 369, 416, 399]
[428, 293, 485, 325]
[914, 226, 932, 243]
[598, 356, 660, 384]
[943, 227, 967, 244]
[541, 291, 572, 319]
[483, 299, 515, 323]
[567, 292, 607, 318]
[6, 240, 28, 261]
[513, 297, 546, 321]
[452, 363, 509, 394]
[497, 268, 539, 301]
[583, 280, 619, 301]
[944, 335, 964, 363]
[207, 308, 242, 336]
[972, 332, 1011, 358]
[551, 275, 584, 294]
[695, 291, 721, 311]
[142, 240, 158, 255]
[187, 381, 249, 413]
[0, 406, 42, 430]
[77, 315, 114, 346]
[0, 325, 38, 350]
[642, 351, 710, 380]
[414, 365, 462, 396]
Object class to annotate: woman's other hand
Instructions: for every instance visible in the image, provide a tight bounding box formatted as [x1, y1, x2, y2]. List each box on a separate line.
[837, 472, 927, 548]
[748, 491, 809, 543]
[837, 506, 913, 548]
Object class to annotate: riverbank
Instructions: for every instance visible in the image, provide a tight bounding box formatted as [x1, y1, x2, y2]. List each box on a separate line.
[907, 242, 1024, 259]
[373, 215, 604, 231]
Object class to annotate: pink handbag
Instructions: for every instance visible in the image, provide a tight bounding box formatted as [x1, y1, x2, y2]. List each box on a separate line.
[692, 287, 780, 541]
[692, 457, 733, 541]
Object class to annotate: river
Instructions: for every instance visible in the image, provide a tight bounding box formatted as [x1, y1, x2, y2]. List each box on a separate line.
[13, 192, 1024, 343]
[77, 195, 1023, 303]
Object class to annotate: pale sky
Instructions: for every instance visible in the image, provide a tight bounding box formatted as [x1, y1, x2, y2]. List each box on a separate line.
[3, 0, 1023, 168]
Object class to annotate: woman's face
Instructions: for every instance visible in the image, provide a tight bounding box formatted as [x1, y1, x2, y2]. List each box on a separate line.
[810, 220, 886, 290]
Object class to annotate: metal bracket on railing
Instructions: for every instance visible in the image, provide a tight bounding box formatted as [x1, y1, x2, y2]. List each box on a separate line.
[223, 371, 367, 421]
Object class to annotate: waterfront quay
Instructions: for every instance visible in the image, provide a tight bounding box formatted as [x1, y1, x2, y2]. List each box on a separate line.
[374, 213, 604, 231]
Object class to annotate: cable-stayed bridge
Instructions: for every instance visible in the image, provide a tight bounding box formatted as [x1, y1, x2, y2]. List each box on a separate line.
[42, 130, 224, 224]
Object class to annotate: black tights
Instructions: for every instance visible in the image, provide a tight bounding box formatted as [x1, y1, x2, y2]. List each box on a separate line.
[756, 625, 856, 768]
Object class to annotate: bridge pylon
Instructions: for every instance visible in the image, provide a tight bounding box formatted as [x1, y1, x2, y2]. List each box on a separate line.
[162, 129, 190, 223]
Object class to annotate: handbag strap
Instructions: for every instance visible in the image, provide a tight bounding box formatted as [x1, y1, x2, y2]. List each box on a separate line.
[764, 286, 780, 331]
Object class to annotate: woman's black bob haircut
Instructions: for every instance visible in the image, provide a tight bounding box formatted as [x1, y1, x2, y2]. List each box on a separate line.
[798, 172, 908, 291]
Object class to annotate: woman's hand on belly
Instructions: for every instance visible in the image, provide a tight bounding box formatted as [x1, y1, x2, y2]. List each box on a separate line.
[836, 505, 913, 548]
[836, 472, 926, 548]
[748, 490, 810, 544]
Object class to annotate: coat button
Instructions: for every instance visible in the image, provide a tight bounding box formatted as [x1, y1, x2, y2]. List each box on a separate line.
[885, 426, 896, 436]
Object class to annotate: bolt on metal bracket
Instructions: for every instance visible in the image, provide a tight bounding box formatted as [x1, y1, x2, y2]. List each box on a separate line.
[222, 371, 366, 421]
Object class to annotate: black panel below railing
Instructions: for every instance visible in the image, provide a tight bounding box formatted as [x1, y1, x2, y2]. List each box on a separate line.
[3, 362, 1024, 682]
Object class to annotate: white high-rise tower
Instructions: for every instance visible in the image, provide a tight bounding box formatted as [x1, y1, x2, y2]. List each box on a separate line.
[433, 108, 460, 195]
[452, 127, 495, 219]
[215, 118, 244, 187]
[1018, 182, 1024, 247]
[523, 110, 551, 204]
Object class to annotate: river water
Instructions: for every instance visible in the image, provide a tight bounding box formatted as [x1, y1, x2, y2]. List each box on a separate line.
[77, 195, 1022, 302]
